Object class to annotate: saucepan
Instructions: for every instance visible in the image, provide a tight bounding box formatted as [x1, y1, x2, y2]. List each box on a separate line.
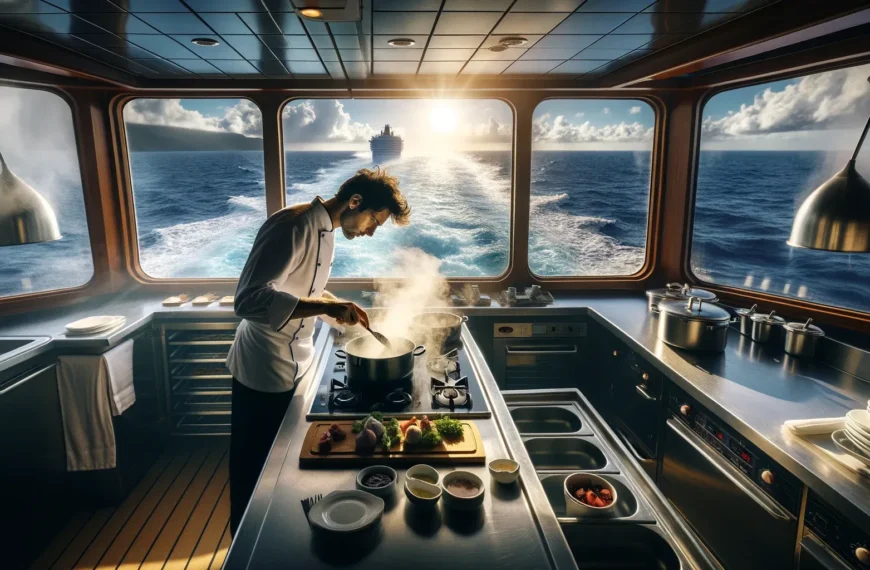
[410, 311, 468, 345]
[336, 335, 426, 387]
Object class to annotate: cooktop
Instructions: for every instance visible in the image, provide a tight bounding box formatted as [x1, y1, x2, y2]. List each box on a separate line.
[306, 334, 491, 420]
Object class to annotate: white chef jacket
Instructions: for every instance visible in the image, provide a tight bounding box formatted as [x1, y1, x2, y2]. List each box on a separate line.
[227, 197, 335, 393]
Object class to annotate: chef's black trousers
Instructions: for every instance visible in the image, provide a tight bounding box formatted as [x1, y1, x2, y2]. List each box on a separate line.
[230, 378, 294, 536]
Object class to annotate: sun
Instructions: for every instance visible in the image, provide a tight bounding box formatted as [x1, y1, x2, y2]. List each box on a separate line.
[430, 103, 457, 134]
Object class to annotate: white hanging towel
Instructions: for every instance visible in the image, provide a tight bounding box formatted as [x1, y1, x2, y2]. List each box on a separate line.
[57, 339, 136, 471]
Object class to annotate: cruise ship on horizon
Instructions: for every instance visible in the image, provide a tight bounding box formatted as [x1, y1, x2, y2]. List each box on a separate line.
[369, 124, 403, 162]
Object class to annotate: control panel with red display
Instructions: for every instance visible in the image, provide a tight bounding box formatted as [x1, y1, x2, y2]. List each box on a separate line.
[669, 386, 802, 516]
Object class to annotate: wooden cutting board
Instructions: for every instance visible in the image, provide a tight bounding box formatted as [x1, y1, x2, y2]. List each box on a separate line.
[299, 420, 486, 467]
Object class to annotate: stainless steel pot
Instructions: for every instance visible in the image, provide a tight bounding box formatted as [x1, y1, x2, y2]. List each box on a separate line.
[735, 304, 758, 336]
[658, 296, 731, 352]
[749, 311, 785, 343]
[647, 283, 718, 313]
[336, 335, 426, 387]
[783, 318, 824, 358]
[410, 311, 468, 345]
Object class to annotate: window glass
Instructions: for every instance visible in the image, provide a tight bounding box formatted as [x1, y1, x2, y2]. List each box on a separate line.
[281, 99, 513, 277]
[530, 99, 654, 276]
[0, 87, 93, 297]
[693, 64, 870, 313]
[123, 98, 264, 278]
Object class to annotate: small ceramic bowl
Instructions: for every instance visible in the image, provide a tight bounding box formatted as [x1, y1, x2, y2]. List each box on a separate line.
[488, 459, 520, 484]
[406, 464, 440, 486]
[441, 470, 485, 511]
[404, 478, 442, 507]
[356, 465, 398, 497]
[563, 473, 618, 517]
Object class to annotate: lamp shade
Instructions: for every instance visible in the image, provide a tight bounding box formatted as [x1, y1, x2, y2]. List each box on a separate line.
[0, 151, 61, 246]
[787, 160, 870, 252]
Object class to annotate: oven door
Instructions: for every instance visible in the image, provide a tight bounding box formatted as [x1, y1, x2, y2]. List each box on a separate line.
[493, 340, 582, 390]
[661, 418, 798, 570]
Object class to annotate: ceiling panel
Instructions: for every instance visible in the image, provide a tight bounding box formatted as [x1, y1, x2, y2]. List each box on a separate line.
[208, 59, 258, 74]
[434, 12, 501, 35]
[373, 61, 419, 74]
[199, 13, 250, 34]
[574, 47, 632, 59]
[219, 34, 272, 58]
[471, 47, 526, 61]
[427, 35, 485, 48]
[503, 60, 560, 74]
[373, 11, 437, 35]
[589, 33, 652, 50]
[275, 48, 320, 61]
[179, 0, 279, 12]
[373, 48, 423, 61]
[78, 13, 157, 34]
[551, 13, 633, 34]
[316, 47, 339, 61]
[136, 13, 211, 34]
[424, 48, 477, 61]
[549, 59, 605, 74]
[577, 0, 654, 11]
[374, 0, 442, 10]
[270, 12, 305, 34]
[0, 1, 64, 14]
[251, 59, 289, 75]
[418, 61, 464, 74]
[372, 35, 429, 48]
[643, 0, 770, 12]
[116, 0, 191, 13]
[511, 0, 583, 12]
[613, 12, 735, 34]
[323, 60, 345, 79]
[333, 35, 361, 49]
[443, 0, 512, 11]
[260, 34, 313, 49]
[338, 48, 366, 61]
[460, 60, 512, 74]
[343, 61, 370, 78]
[328, 22, 358, 34]
[170, 58, 223, 74]
[237, 12, 282, 34]
[125, 34, 197, 58]
[493, 13, 569, 34]
[480, 34, 544, 48]
[531, 34, 599, 49]
[520, 47, 582, 60]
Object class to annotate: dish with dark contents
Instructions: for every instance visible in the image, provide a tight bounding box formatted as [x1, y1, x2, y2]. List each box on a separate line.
[445, 477, 481, 498]
[571, 485, 613, 508]
[362, 472, 394, 488]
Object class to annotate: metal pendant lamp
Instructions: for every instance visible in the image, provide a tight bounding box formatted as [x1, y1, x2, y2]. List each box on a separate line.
[787, 111, 870, 253]
[0, 151, 61, 246]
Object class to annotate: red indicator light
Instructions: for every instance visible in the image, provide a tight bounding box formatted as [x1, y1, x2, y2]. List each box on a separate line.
[717, 432, 724, 440]
[741, 452, 751, 462]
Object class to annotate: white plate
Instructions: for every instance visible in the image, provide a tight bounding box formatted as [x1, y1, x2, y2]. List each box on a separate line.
[65, 317, 125, 334]
[307, 490, 384, 534]
[832, 430, 870, 467]
[847, 410, 870, 435]
[845, 425, 870, 455]
[65, 315, 125, 333]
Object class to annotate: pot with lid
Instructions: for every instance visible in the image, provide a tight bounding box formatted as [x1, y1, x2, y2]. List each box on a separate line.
[783, 318, 824, 358]
[749, 311, 785, 343]
[647, 283, 718, 313]
[657, 296, 731, 352]
[735, 304, 758, 337]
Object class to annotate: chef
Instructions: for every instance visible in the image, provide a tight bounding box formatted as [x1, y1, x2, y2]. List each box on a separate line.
[226, 167, 411, 534]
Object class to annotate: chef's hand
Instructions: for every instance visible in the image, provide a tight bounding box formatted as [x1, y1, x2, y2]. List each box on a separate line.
[327, 301, 369, 328]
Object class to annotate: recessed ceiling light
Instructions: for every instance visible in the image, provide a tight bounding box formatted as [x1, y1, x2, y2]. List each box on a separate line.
[388, 38, 416, 47]
[299, 8, 323, 19]
[488, 45, 508, 52]
[499, 36, 528, 47]
[190, 38, 219, 47]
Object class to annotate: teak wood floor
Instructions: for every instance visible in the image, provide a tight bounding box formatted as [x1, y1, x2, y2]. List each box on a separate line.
[32, 447, 231, 570]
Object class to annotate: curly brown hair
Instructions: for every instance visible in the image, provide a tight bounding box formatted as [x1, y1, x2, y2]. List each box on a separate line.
[335, 166, 411, 226]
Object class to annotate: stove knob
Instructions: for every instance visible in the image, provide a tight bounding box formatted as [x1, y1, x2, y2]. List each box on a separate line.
[641, 372, 649, 382]
[856, 547, 870, 566]
[761, 470, 775, 485]
[613, 350, 619, 357]
[680, 404, 691, 417]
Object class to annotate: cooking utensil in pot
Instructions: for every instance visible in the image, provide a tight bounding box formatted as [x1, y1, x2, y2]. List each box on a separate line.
[749, 311, 785, 343]
[783, 318, 824, 358]
[735, 304, 758, 337]
[365, 325, 392, 350]
[657, 296, 731, 352]
[410, 311, 468, 345]
[336, 335, 426, 387]
[646, 283, 718, 313]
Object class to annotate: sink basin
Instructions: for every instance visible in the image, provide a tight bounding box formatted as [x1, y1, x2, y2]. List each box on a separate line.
[524, 437, 607, 471]
[511, 406, 583, 434]
[561, 524, 680, 569]
[0, 336, 51, 365]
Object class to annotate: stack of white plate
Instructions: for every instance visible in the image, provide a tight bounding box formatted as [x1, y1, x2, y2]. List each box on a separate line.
[64, 315, 126, 336]
[833, 410, 870, 466]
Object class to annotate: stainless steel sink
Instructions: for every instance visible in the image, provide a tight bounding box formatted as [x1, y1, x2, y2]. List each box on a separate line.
[560, 524, 680, 569]
[0, 336, 51, 365]
[524, 437, 608, 471]
[510, 406, 583, 434]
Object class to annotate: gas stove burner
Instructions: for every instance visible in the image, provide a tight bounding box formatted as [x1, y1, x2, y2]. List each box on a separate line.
[431, 374, 468, 390]
[385, 389, 413, 408]
[332, 389, 359, 408]
[428, 354, 459, 376]
[330, 377, 348, 392]
[433, 386, 469, 410]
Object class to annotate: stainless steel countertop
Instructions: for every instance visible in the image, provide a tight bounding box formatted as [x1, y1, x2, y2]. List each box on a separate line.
[2, 291, 869, 532]
[223, 326, 579, 570]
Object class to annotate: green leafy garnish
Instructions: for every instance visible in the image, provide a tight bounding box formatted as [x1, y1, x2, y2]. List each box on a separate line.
[421, 428, 442, 446]
[352, 419, 364, 434]
[371, 411, 384, 422]
[434, 416, 463, 439]
[381, 417, 402, 448]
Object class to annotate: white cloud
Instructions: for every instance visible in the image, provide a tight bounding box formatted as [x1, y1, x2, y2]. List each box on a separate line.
[471, 116, 512, 142]
[124, 98, 263, 137]
[630, 106, 642, 114]
[575, 112, 585, 118]
[533, 113, 653, 143]
[603, 107, 610, 115]
[703, 64, 870, 139]
[282, 99, 376, 144]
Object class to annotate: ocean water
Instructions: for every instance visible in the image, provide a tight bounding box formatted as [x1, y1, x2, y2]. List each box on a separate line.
[1, 150, 868, 313]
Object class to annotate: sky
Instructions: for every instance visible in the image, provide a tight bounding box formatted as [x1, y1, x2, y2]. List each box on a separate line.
[120, 61, 870, 152]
